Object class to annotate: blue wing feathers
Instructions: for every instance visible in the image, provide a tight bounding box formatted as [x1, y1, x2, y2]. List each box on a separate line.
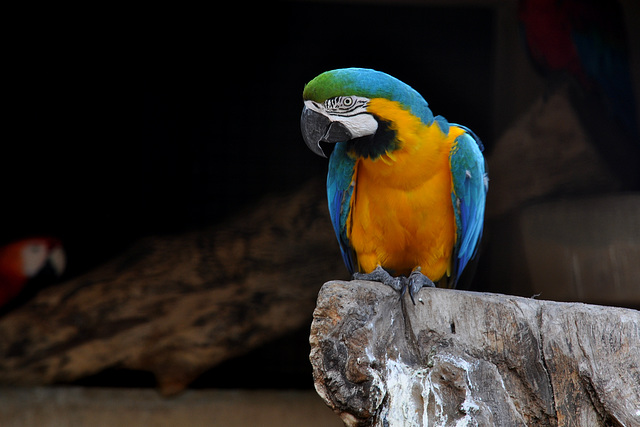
[327, 142, 358, 274]
[453, 124, 484, 151]
[434, 115, 450, 135]
[449, 127, 488, 286]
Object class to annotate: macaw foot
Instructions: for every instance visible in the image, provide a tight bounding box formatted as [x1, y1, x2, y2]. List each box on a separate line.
[404, 267, 435, 305]
[353, 265, 404, 292]
[353, 266, 434, 305]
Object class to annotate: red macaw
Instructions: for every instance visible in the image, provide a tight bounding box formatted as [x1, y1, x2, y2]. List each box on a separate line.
[0, 237, 66, 307]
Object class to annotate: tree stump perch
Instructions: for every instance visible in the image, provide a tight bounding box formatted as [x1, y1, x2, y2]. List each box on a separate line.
[309, 280, 640, 426]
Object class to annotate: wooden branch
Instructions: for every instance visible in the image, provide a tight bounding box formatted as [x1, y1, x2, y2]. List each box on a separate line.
[310, 280, 640, 426]
[0, 179, 348, 395]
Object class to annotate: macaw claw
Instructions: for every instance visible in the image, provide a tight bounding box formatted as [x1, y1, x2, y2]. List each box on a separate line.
[404, 267, 435, 305]
[353, 265, 404, 292]
[353, 266, 434, 305]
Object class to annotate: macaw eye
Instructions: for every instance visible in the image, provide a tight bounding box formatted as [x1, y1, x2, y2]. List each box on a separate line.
[323, 95, 369, 116]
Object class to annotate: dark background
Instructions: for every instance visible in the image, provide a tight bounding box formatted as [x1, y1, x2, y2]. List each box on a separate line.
[5, 2, 498, 279]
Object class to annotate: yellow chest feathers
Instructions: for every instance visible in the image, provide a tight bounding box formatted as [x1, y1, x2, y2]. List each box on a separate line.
[347, 99, 466, 279]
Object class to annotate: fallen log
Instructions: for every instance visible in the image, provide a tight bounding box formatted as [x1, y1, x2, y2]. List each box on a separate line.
[310, 280, 640, 426]
[0, 179, 347, 395]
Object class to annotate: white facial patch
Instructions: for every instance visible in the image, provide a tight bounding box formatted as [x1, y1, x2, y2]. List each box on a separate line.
[304, 96, 378, 139]
[21, 241, 49, 277]
[337, 112, 378, 138]
[19, 239, 66, 277]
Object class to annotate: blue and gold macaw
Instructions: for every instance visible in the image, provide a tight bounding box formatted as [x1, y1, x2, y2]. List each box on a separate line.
[300, 68, 488, 302]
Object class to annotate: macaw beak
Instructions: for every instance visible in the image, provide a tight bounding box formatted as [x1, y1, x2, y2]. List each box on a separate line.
[47, 244, 66, 277]
[301, 102, 352, 158]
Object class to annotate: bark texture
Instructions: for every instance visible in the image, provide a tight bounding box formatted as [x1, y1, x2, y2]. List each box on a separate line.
[310, 280, 640, 426]
[0, 180, 347, 395]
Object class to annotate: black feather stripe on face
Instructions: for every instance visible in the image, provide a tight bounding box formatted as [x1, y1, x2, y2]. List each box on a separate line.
[347, 116, 399, 160]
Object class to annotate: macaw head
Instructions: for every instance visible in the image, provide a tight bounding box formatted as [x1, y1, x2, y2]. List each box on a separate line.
[0, 237, 66, 307]
[301, 68, 434, 158]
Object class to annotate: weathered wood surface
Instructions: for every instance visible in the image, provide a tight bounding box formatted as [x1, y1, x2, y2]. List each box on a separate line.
[0, 179, 347, 395]
[310, 280, 640, 426]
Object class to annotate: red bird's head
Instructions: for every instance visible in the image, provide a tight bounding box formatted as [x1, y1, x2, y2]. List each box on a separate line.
[0, 237, 66, 307]
[518, 0, 587, 84]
